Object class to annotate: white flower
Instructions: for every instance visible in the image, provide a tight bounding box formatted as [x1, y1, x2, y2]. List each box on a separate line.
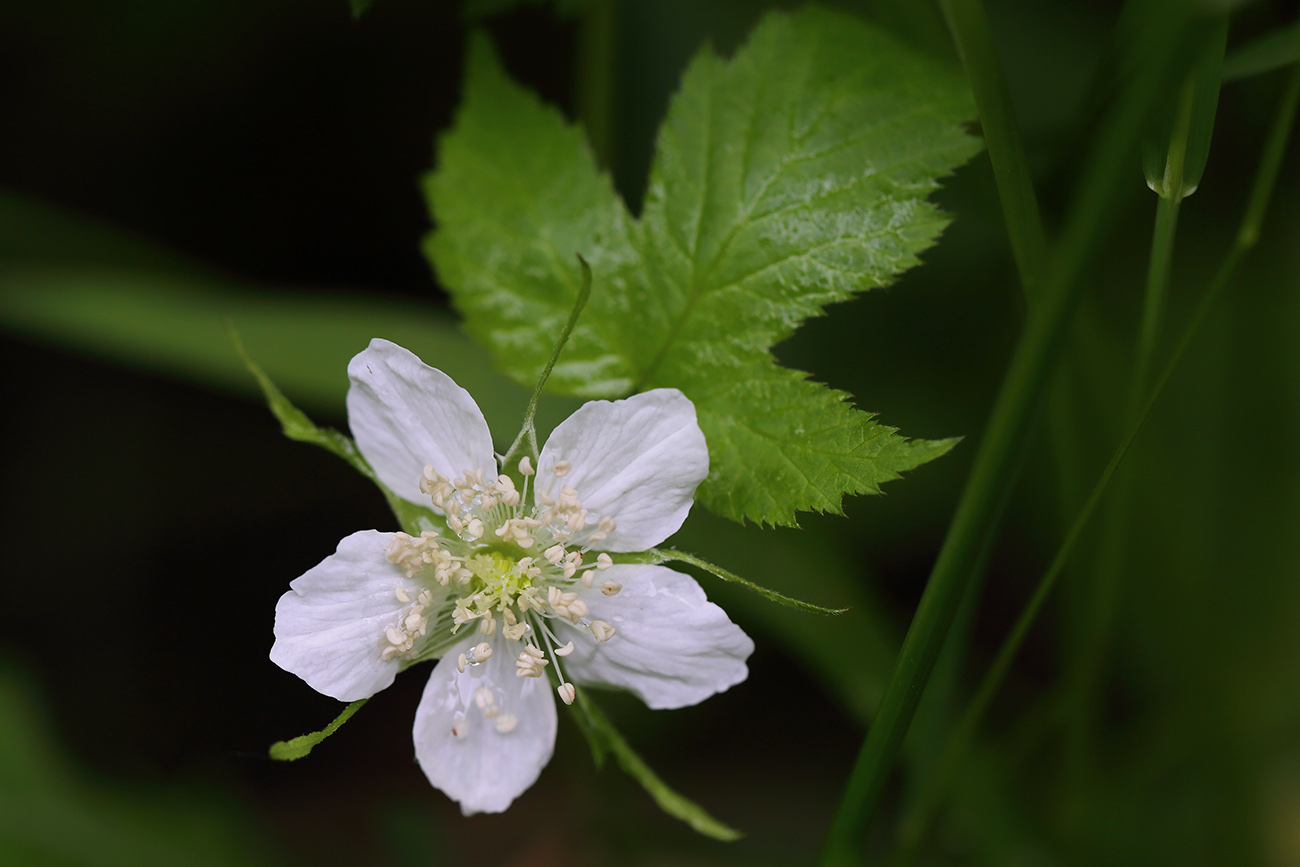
[270, 339, 754, 814]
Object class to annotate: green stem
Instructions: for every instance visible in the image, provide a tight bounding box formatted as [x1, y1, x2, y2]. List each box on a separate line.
[893, 49, 1300, 863]
[940, 0, 1049, 301]
[575, 0, 616, 168]
[817, 8, 1197, 864]
[1062, 61, 1195, 802]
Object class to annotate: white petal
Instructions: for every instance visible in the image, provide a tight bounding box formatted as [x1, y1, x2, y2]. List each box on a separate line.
[537, 389, 707, 551]
[270, 531, 421, 702]
[558, 564, 752, 710]
[413, 634, 557, 815]
[346, 339, 496, 507]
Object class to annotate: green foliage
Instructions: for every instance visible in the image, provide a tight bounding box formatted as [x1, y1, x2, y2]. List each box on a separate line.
[570, 692, 741, 841]
[424, 6, 979, 525]
[1223, 20, 1300, 82]
[269, 700, 368, 761]
[1143, 19, 1227, 199]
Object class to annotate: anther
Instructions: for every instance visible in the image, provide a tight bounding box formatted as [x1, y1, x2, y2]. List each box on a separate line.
[395, 586, 411, 603]
[495, 714, 518, 733]
[601, 581, 623, 596]
[515, 645, 549, 677]
[518, 456, 535, 476]
[552, 460, 572, 477]
[456, 653, 468, 673]
[557, 682, 576, 705]
[590, 620, 616, 643]
[472, 642, 493, 662]
[596, 552, 613, 571]
[554, 640, 575, 657]
[451, 715, 468, 738]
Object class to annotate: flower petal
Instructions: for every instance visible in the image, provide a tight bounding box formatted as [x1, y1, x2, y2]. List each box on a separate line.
[346, 339, 496, 507]
[558, 564, 752, 710]
[413, 634, 558, 815]
[271, 530, 421, 702]
[537, 389, 707, 551]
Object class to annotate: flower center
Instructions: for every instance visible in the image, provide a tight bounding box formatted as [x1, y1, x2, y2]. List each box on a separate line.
[378, 458, 624, 721]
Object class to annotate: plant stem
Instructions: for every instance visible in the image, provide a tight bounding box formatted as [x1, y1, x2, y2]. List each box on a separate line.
[893, 47, 1300, 863]
[1061, 55, 1197, 804]
[816, 7, 1198, 863]
[575, 0, 616, 168]
[940, 0, 1048, 302]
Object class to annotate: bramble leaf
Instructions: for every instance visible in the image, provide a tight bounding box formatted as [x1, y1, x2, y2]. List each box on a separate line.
[425, 7, 979, 524]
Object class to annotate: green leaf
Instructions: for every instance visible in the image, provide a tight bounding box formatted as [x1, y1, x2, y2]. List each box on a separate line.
[348, 0, 375, 18]
[269, 699, 367, 761]
[570, 692, 741, 841]
[230, 326, 443, 536]
[425, 8, 979, 525]
[1222, 20, 1300, 82]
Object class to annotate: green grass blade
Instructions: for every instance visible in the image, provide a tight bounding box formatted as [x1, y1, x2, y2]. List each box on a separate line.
[817, 6, 1203, 863]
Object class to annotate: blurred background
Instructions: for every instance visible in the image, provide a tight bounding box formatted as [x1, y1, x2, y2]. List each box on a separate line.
[1, 0, 1298, 864]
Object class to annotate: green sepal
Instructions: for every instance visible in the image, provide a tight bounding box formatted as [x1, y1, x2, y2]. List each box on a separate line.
[269, 699, 367, 761]
[623, 548, 848, 616]
[568, 691, 742, 841]
[229, 325, 444, 536]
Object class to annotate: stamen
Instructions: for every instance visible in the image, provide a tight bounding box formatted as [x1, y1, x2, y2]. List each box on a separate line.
[495, 714, 518, 733]
[596, 552, 613, 570]
[518, 456, 535, 476]
[554, 640, 575, 657]
[589, 620, 616, 643]
[551, 460, 571, 478]
[601, 581, 623, 596]
[515, 644, 549, 678]
[557, 682, 576, 705]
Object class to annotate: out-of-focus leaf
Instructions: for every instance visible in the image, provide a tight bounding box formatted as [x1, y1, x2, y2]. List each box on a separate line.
[1222, 21, 1300, 82]
[0, 270, 574, 440]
